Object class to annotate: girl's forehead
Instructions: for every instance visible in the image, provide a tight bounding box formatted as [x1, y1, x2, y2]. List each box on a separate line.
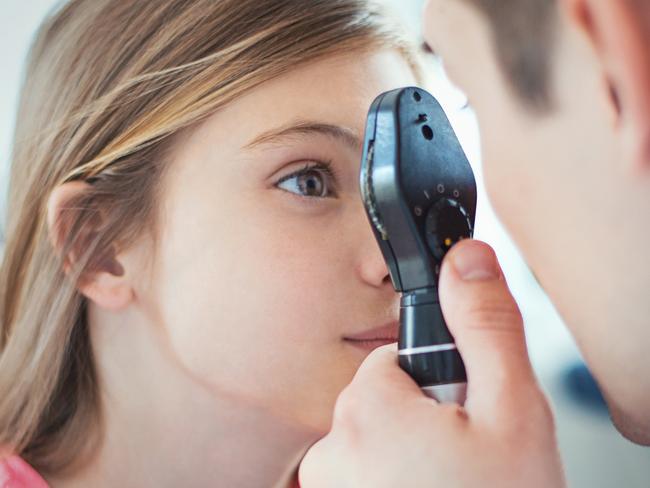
[187, 50, 419, 148]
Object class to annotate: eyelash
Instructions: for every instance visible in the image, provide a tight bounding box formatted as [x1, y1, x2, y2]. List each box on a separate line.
[275, 160, 339, 200]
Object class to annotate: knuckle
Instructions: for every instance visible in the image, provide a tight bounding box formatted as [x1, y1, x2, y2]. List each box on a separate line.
[356, 343, 397, 376]
[331, 386, 365, 447]
[333, 378, 395, 438]
[527, 388, 555, 426]
[462, 297, 524, 335]
[502, 385, 555, 438]
[332, 384, 364, 428]
[436, 402, 471, 427]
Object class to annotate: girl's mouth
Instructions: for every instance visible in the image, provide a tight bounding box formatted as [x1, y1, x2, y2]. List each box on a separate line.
[342, 320, 399, 351]
[343, 337, 398, 351]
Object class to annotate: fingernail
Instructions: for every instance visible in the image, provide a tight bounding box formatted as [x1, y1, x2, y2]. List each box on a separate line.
[452, 242, 500, 281]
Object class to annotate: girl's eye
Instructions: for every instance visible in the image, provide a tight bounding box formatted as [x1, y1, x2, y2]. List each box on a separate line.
[275, 162, 338, 199]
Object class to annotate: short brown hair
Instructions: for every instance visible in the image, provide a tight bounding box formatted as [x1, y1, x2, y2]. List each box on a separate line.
[465, 0, 557, 110]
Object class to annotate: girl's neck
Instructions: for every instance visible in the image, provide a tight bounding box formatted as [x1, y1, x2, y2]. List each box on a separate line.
[47, 394, 309, 487]
[46, 305, 317, 487]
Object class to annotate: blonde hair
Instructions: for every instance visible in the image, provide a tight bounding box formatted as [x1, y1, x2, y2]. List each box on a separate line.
[0, 0, 420, 476]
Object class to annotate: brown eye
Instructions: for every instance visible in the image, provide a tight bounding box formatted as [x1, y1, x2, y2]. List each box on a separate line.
[276, 163, 337, 199]
[297, 169, 325, 197]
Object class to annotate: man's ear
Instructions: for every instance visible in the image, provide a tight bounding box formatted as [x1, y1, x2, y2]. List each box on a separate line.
[561, 0, 650, 173]
[46, 181, 134, 311]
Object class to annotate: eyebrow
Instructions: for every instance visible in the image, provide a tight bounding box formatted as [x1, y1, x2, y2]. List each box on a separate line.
[243, 119, 363, 151]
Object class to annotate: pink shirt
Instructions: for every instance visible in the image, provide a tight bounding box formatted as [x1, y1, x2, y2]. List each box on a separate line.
[0, 456, 49, 488]
[0, 454, 302, 487]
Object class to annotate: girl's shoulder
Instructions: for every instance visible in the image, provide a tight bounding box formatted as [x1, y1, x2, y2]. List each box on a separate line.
[0, 455, 49, 488]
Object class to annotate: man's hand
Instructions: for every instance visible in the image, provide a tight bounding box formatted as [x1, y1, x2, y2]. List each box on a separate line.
[298, 240, 565, 488]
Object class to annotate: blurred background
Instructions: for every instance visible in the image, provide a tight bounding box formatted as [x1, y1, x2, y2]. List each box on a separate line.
[1, 1, 648, 486]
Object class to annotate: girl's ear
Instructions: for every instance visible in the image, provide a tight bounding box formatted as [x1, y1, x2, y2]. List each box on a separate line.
[46, 181, 134, 311]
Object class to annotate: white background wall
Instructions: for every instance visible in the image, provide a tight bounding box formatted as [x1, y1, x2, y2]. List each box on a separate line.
[1, 0, 648, 485]
[1, 0, 61, 243]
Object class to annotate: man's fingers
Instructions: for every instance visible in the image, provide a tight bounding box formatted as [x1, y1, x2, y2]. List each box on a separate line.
[333, 343, 436, 428]
[298, 434, 340, 488]
[350, 342, 425, 400]
[438, 240, 538, 414]
[350, 343, 426, 402]
[299, 345, 427, 488]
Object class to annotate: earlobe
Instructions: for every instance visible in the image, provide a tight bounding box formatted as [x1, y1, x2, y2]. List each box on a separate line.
[46, 181, 134, 311]
[561, 0, 650, 172]
[81, 273, 134, 311]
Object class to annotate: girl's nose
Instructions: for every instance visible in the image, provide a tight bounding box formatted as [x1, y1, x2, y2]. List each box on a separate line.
[355, 205, 392, 288]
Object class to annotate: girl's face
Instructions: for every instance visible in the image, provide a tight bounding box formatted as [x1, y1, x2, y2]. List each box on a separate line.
[144, 50, 417, 432]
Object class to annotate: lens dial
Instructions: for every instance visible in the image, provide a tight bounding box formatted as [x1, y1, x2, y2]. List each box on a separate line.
[425, 198, 473, 261]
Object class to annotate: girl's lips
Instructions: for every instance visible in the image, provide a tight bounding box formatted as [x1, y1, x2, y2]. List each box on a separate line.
[343, 320, 399, 350]
[344, 337, 398, 351]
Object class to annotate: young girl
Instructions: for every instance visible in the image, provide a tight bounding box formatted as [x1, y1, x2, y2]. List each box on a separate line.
[0, 0, 423, 486]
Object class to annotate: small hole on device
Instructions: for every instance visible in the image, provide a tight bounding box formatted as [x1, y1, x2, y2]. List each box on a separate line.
[413, 91, 422, 102]
[422, 125, 433, 140]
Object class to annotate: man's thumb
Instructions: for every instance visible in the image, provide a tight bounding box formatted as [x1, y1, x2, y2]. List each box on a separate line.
[438, 239, 536, 412]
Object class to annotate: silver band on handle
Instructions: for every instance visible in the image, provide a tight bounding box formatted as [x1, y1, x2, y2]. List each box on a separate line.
[421, 382, 467, 405]
[398, 343, 457, 356]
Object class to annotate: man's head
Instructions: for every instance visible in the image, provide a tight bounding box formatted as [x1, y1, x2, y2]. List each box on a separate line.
[423, 0, 650, 444]
[458, 0, 557, 109]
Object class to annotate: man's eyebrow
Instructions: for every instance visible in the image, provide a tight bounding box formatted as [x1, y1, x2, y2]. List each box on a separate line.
[243, 120, 362, 150]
